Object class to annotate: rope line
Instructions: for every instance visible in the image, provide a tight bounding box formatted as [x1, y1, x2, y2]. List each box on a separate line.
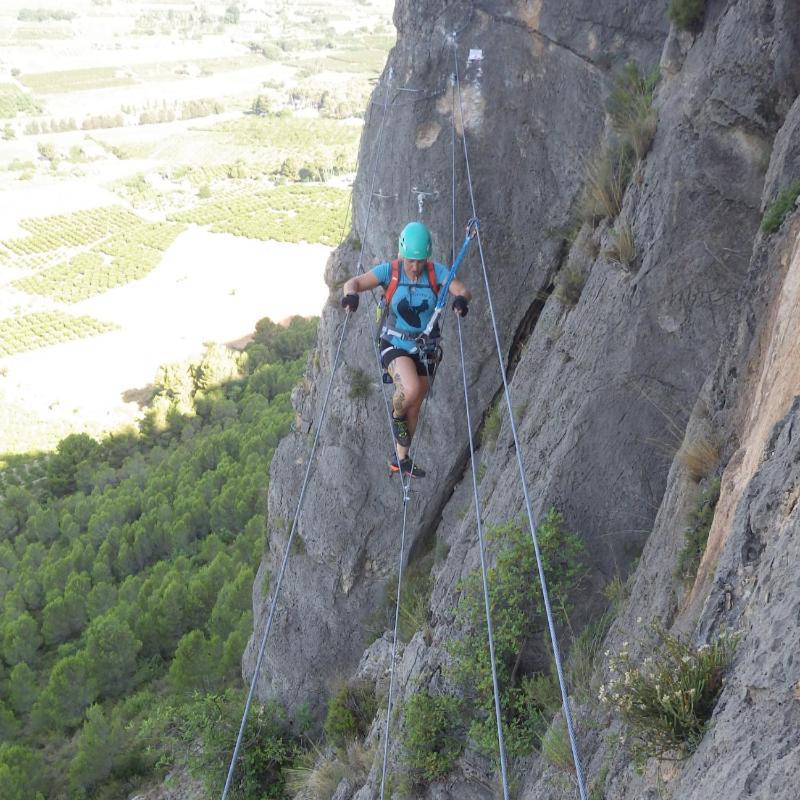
[374, 316, 439, 800]
[452, 40, 588, 800]
[444, 48, 512, 800]
[344, 72, 439, 799]
[220, 316, 351, 800]
[220, 66, 399, 800]
[378, 489, 411, 799]
[456, 314, 511, 800]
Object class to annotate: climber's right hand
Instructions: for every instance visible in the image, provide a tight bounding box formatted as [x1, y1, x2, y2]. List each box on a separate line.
[341, 293, 359, 313]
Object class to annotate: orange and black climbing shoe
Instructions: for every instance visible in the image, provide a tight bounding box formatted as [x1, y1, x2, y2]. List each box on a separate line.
[388, 454, 426, 478]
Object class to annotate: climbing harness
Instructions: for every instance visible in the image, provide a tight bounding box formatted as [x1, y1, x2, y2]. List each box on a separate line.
[375, 258, 441, 344]
[375, 258, 443, 386]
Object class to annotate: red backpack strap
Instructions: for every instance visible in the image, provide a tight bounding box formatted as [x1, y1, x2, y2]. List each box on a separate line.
[385, 259, 401, 304]
[426, 260, 440, 295]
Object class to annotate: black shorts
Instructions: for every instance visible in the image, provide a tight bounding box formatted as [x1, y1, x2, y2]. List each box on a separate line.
[380, 339, 438, 378]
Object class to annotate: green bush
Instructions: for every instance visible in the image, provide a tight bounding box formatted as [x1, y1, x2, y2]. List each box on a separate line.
[402, 692, 463, 781]
[47, 433, 101, 496]
[323, 681, 377, 749]
[761, 179, 800, 233]
[179, 690, 299, 799]
[246, 316, 318, 370]
[0, 743, 47, 800]
[348, 367, 372, 400]
[448, 511, 585, 759]
[675, 478, 720, 582]
[668, 0, 705, 29]
[599, 623, 737, 759]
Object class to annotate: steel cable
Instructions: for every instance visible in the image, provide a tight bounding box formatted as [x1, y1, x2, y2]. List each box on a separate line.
[221, 66, 401, 800]
[455, 314, 511, 800]
[451, 39, 588, 800]
[342, 71, 437, 800]
[220, 316, 351, 800]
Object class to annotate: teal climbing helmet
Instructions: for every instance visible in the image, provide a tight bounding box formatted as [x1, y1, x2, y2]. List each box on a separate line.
[398, 221, 432, 260]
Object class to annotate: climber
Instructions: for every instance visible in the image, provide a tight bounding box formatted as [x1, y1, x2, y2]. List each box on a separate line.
[341, 221, 472, 478]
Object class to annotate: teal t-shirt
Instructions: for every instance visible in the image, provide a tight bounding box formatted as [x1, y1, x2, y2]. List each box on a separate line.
[372, 260, 450, 351]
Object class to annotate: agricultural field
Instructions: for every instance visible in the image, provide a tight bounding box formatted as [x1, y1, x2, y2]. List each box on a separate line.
[11, 219, 185, 302]
[169, 184, 350, 246]
[0, 310, 116, 356]
[0, 0, 395, 455]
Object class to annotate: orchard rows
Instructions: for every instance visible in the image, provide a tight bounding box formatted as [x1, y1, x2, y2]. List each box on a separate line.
[0, 311, 117, 357]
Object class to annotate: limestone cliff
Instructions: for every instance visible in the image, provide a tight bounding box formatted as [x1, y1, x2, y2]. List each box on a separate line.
[244, 2, 800, 797]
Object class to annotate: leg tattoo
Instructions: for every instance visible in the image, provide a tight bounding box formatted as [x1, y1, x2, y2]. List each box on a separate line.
[390, 365, 406, 417]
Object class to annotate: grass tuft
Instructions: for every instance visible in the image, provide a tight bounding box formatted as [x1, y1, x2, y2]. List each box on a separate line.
[761, 179, 800, 234]
[607, 62, 659, 162]
[567, 611, 616, 703]
[539, 716, 576, 776]
[604, 219, 636, 269]
[286, 741, 375, 799]
[677, 436, 719, 482]
[675, 478, 721, 583]
[580, 145, 633, 223]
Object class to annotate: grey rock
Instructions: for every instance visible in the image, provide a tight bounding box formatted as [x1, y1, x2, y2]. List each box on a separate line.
[245, 3, 800, 799]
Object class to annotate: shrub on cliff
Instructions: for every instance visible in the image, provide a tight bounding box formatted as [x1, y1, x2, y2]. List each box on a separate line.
[761, 179, 800, 233]
[580, 144, 633, 223]
[448, 511, 585, 759]
[675, 478, 721, 583]
[668, 0, 705, 29]
[401, 692, 464, 781]
[324, 681, 378, 749]
[599, 623, 737, 760]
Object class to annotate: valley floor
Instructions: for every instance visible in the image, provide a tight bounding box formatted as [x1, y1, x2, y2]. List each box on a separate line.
[0, 226, 330, 449]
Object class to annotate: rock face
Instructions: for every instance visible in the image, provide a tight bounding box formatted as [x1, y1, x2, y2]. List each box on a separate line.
[244, 1, 800, 797]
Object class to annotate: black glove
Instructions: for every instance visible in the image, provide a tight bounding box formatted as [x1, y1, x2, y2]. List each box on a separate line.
[453, 295, 469, 316]
[341, 293, 359, 312]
